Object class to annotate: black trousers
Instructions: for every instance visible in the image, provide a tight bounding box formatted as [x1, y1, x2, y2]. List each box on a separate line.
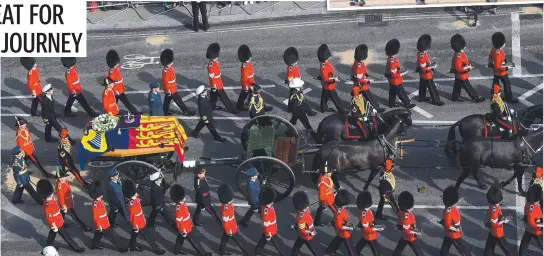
[236, 89, 251, 110]
[376, 192, 399, 217]
[392, 238, 423, 256]
[291, 237, 318, 256]
[210, 89, 236, 113]
[31, 96, 42, 115]
[59, 155, 88, 186]
[290, 109, 314, 132]
[92, 227, 124, 249]
[314, 204, 335, 226]
[324, 236, 357, 256]
[164, 92, 191, 114]
[191, 1, 209, 31]
[238, 205, 259, 225]
[254, 234, 285, 256]
[192, 120, 223, 141]
[440, 236, 469, 256]
[355, 238, 382, 256]
[518, 231, 543, 256]
[175, 233, 209, 255]
[62, 208, 91, 231]
[108, 202, 128, 227]
[46, 227, 83, 251]
[65, 93, 98, 116]
[43, 117, 62, 140]
[25, 154, 49, 177]
[493, 75, 514, 102]
[419, 78, 442, 102]
[452, 78, 480, 101]
[288, 91, 315, 114]
[12, 183, 41, 204]
[192, 202, 221, 225]
[362, 90, 381, 109]
[219, 232, 251, 256]
[484, 234, 512, 256]
[388, 84, 412, 108]
[320, 89, 345, 113]
[116, 93, 138, 114]
[147, 206, 175, 228]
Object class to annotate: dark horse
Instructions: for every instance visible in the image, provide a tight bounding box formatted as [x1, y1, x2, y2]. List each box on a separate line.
[311, 119, 408, 190]
[517, 104, 543, 128]
[316, 108, 412, 144]
[448, 128, 543, 195]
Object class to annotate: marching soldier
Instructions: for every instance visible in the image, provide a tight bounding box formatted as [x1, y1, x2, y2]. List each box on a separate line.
[89, 181, 129, 252]
[147, 172, 175, 229]
[450, 34, 486, 103]
[355, 191, 384, 256]
[324, 189, 357, 256]
[160, 48, 196, 116]
[314, 164, 336, 227]
[60, 57, 99, 118]
[191, 85, 227, 142]
[192, 169, 221, 226]
[440, 186, 469, 256]
[217, 184, 252, 256]
[385, 39, 415, 109]
[11, 147, 42, 205]
[238, 168, 261, 228]
[171, 184, 213, 256]
[416, 34, 444, 106]
[102, 77, 119, 116]
[291, 191, 318, 256]
[148, 82, 164, 116]
[248, 84, 272, 118]
[41, 84, 66, 143]
[392, 191, 423, 256]
[237, 45, 254, 111]
[352, 44, 385, 113]
[15, 117, 53, 178]
[489, 32, 517, 103]
[254, 187, 285, 256]
[55, 169, 92, 232]
[123, 179, 166, 255]
[375, 158, 399, 219]
[519, 184, 543, 256]
[206, 43, 237, 113]
[20, 57, 42, 116]
[106, 50, 140, 114]
[484, 187, 512, 256]
[58, 128, 90, 187]
[318, 44, 345, 113]
[107, 169, 128, 228]
[490, 84, 516, 138]
[284, 47, 316, 116]
[288, 78, 318, 139]
[37, 179, 85, 253]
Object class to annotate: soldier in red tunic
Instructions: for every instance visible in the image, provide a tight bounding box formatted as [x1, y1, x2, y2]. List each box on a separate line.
[206, 43, 237, 113]
[291, 191, 318, 256]
[385, 39, 415, 109]
[254, 187, 285, 256]
[55, 170, 91, 232]
[20, 57, 43, 116]
[416, 34, 444, 106]
[392, 191, 423, 256]
[217, 184, 251, 256]
[484, 187, 512, 256]
[160, 49, 196, 116]
[106, 50, 140, 114]
[318, 44, 345, 114]
[519, 184, 543, 255]
[440, 186, 469, 256]
[324, 189, 357, 256]
[489, 32, 517, 103]
[450, 34, 485, 103]
[352, 44, 385, 113]
[355, 190, 384, 256]
[15, 117, 53, 178]
[60, 57, 99, 118]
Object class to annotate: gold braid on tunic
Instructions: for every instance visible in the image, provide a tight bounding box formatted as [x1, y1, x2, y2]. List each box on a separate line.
[491, 94, 505, 114]
[351, 95, 366, 115]
[249, 95, 264, 113]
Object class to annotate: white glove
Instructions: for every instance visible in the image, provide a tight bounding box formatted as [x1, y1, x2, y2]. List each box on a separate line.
[363, 117, 368, 121]
[372, 109, 377, 114]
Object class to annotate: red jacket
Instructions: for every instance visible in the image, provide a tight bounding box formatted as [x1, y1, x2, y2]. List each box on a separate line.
[334, 207, 352, 239]
[451, 52, 470, 80]
[286, 64, 301, 81]
[221, 203, 238, 234]
[43, 198, 64, 229]
[107, 66, 126, 95]
[443, 206, 462, 239]
[488, 205, 504, 238]
[296, 209, 315, 241]
[55, 180, 73, 210]
[16, 128, 35, 156]
[525, 203, 543, 235]
[417, 51, 433, 80]
[318, 174, 335, 207]
[102, 88, 119, 116]
[386, 57, 402, 86]
[208, 60, 224, 90]
[488, 48, 508, 77]
[65, 66, 83, 94]
[352, 61, 370, 91]
[320, 61, 337, 90]
[360, 209, 378, 241]
[162, 65, 177, 94]
[241, 62, 255, 90]
[92, 198, 110, 231]
[128, 197, 146, 230]
[175, 201, 193, 235]
[27, 67, 43, 96]
[261, 205, 277, 236]
[398, 210, 417, 242]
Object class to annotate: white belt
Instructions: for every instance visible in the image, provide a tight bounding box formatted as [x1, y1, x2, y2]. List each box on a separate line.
[222, 216, 235, 222]
[247, 74, 254, 78]
[52, 211, 61, 217]
[263, 220, 276, 227]
[135, 211, 143, 217]
[72, 80, 79, 85]
[115, 79, 123, 84]
[99, 213, 107, 218]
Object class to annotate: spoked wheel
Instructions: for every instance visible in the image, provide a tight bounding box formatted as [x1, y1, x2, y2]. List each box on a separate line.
[114, 160, 162, 205]
[241, 115, 299, 151]
[234, 156, 295, 202]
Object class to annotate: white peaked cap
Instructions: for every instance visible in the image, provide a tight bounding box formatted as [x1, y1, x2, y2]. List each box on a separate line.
[150, 171, 161, 181]
[289, 78, 304, 89]
[195, 85, 206, 95]
[42, 84, 52, 92]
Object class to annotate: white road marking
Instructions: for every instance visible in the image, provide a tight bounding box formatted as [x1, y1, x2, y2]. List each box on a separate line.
[283, 88, 312, 105]
[182, 92, 197, 101]
[516, 175, 526, 246]
[511, 12, 523, 77]
[122, 84, 276, 95]
[408, 90, 434, 119]
[344, 73, 543, 85]
[518, 82, 543, 107]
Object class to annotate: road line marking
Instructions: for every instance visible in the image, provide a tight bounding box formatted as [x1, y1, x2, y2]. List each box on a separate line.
[408, 90, 434, 119]
[1, 95, 32, 99]
[413, 120, 456, 125]
[511, 12, 522, 77]
[283, 88, 312, 105]
[343, 73, 543, 85]
[516, 175, 525, 246]
[182, 92, 197, 101]
[519, 82, 543, 99]
[519, 98, 533, 107]
[1, 113, 31, 117]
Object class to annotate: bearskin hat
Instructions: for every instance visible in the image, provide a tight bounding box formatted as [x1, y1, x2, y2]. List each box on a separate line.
[206, 43, 220, 59]
[450, 34, 466, 52]
[398, 191, 415, 211]
[385, 39, 400, 56]
[417, 34, 432, 52]
[20, 57, 36, 70]
[15, 117, 27, 127]
[218, 184, 234, 204]
[283, 47, 299, 65]
[317, 44, 331, 62]
[356, 190, 372, 209]
[122, 179, 136, 198]
[292, 191, 309, 210]
[354, 44, 368, 61]
[486, 187, 503, 205]
[89, 181, 104, 200]
[492, 32, 506, 49]
[527, 184, 543, 203]
[160, 49, 174, 66]
[378, 179, 393, 195]
[37, 179, 54, 199]
[261, 186, 276, 205]
[238, 45, 252, 62]
[170, 184, 186, 202]
[442, 186, 460, 207]
[106, 50, 120, 68]
[334, 189, 350, 207]
[61, 57, 76, 68]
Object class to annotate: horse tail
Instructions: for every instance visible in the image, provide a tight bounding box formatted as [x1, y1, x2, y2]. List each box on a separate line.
[445, 120, 461, 157]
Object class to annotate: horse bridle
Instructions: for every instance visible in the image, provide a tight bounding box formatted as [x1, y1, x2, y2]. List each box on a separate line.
[519, 136, 543, 164]
[379, 134, 399, 159]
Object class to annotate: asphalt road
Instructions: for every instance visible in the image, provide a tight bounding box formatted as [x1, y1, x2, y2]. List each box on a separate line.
[1, 5, 543, 256]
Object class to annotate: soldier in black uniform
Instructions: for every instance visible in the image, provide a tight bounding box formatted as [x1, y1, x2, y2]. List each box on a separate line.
[191, 85, 226, 142]
[288, 78, 318, 140]
[192, 169, 221, 226]
[248, 84, 273, 119]
[58, 128, 89, 187]
[41, 84, 63, 143]
[146, 172, 175, 229]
